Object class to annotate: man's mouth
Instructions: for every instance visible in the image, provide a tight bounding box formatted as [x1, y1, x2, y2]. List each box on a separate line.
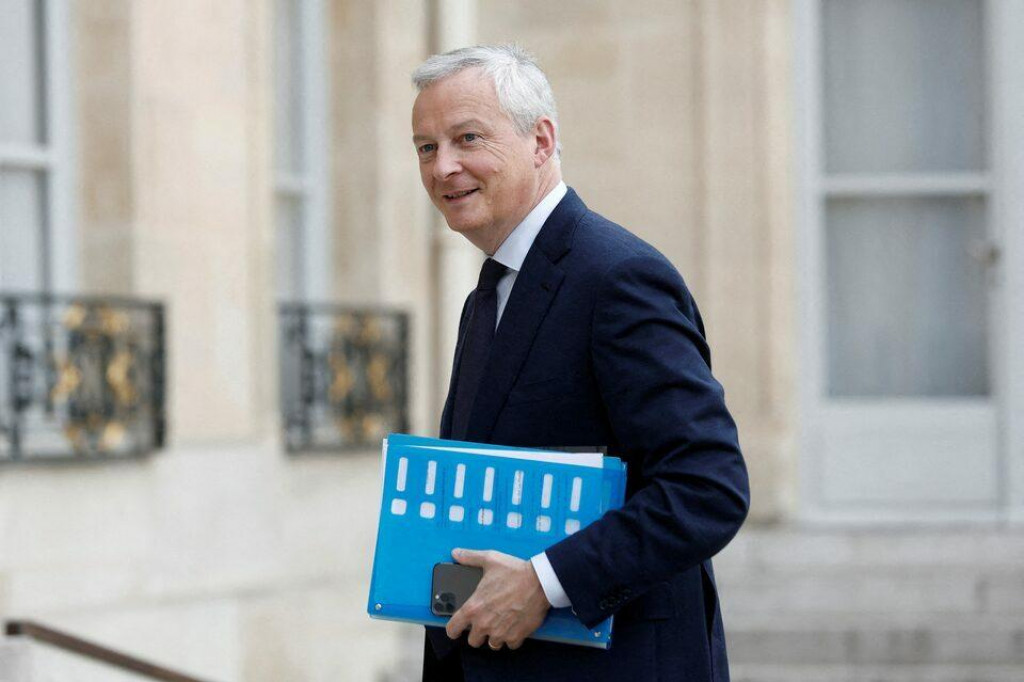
[443, 188, 479, 201]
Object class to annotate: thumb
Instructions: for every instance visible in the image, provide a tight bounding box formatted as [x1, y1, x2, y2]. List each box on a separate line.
[452, 548, 488, 567]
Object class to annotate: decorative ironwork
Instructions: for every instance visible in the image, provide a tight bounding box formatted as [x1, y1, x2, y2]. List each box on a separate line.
[279, 304, 409, 452]
[0, 294, 165, 462]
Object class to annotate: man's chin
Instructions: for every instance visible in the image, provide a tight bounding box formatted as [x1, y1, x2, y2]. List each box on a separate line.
[443, 217, 485, 236]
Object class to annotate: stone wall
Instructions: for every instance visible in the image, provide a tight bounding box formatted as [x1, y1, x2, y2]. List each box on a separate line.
[1, 2, 800, 680]
[478, 0, 797, 521]
[1, 0, 427, 679]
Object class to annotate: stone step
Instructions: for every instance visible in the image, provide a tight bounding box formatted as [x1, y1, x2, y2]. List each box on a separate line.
[717, 529, 1024, 573]
[729, 664, 1024, 682]
[712, 529, 1024, 675]
[725, 615, 1024, 666]
[711, 530, 1024, 620]
[714, 568, 1023, 619]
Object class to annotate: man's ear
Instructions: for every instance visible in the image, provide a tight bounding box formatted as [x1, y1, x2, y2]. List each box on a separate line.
[533, 117, 557, 167]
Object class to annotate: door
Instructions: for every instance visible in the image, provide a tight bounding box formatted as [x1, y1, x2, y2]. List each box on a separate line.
[795, 0, 1021, 521]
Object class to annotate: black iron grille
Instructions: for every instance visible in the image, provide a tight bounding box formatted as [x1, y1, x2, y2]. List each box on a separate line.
[280, 304, 409, 452]
[0, 294, 166, 462]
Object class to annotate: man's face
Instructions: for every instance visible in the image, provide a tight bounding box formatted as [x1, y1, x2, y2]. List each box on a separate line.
[412, 69, 540, 252]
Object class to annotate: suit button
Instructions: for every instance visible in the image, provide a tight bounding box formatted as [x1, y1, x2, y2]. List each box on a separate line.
[599, 598, 611, 610]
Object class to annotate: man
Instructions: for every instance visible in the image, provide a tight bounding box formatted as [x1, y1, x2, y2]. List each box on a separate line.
[411, 44, 749, 682]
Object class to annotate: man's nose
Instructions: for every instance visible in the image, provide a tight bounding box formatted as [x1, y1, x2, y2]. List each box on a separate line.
[433, 145, 462, 180]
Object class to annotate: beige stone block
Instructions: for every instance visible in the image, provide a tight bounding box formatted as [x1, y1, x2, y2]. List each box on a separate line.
[480, 8, 704, 279]
[557, 71, 631, 171]
[78, 223, 135, 295]
[0, 641, 32, 682]
[339, 575, 423, 682]
[75, 0, 135, 295]
[241, 581, 412, 682]
[738, 423, 790, 521]
[615, 0, 698, 26]
[5, 564, 142, 616]
[280, 452, 381, 582]
[538, 33, 623, 83]
[479, 0, 615, 35]
[142, 443, 286, 600]
[130, 0, 264, 443]
[129, 227, 258, 442]
[33, 647, 153, 682]
[0, 465, 154, 572]
[44, 598, 242, 681]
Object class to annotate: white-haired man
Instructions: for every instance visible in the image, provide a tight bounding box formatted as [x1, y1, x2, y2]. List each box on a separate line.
[411, 44, 749, 682]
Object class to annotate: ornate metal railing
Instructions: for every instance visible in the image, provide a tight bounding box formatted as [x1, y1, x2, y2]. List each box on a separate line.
[279, 304, 409, 452]
[0, 294, 165, 462]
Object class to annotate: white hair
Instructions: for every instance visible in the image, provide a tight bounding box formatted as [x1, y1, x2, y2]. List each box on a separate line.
[412, 44, 562, 157]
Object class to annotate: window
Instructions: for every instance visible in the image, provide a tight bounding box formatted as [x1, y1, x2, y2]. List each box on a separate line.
[273, 0, 329, 301]
[820, 0, 989, 399]
[0, 0, 74, 293]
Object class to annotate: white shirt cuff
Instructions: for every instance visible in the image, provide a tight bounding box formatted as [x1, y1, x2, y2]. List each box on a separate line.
[530, 552, 572, 609]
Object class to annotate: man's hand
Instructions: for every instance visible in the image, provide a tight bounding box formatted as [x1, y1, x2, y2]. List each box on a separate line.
[445, 548, 551, 651]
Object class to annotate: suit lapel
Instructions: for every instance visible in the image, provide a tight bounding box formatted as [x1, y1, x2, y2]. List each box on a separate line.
[464, 189, 587, 442]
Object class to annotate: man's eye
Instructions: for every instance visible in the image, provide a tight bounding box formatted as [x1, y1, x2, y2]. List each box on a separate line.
[462, 133, 478, 143]
[418, 143, 436, 154]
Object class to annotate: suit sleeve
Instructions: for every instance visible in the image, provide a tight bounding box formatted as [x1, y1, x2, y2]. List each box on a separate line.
[543, 253, 750, 629]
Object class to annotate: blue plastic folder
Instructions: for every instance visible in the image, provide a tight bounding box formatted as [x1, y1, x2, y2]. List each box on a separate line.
[367, 433, 627, 649]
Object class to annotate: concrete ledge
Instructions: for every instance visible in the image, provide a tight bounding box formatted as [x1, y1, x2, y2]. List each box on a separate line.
[0, 639, 33, 680]
[726, 616, 1024, 665]
[730, 664, 1024, 682]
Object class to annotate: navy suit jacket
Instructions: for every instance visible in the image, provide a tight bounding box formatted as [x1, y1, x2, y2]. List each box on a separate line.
[427, 189, 749, 682]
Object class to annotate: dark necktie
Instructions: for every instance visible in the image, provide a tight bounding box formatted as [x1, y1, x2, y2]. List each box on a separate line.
[451, 258, 508, 440]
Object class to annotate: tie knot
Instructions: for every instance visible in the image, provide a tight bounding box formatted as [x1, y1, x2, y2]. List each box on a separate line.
[477, 258, 508, 291]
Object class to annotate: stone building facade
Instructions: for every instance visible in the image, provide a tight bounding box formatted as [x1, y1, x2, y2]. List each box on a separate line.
[1, 1, 1021, 680]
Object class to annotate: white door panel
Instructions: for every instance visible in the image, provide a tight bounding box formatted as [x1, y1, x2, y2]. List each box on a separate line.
[819, 401, 999, 507]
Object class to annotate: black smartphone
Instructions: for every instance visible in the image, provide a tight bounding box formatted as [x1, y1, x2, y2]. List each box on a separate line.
[431, 562, 483, 617]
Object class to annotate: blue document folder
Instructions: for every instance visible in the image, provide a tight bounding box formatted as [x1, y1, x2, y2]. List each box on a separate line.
[367, 433, 627, 649]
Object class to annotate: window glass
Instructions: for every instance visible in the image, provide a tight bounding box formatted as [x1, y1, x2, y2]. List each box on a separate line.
[823, 0, 985, 173]
[274, 0, 305, 175]
[826, 196, 989, 397]
[275, 196, 305, 300]
[0, 0, 45, 145]
[0, 170, 47, 289]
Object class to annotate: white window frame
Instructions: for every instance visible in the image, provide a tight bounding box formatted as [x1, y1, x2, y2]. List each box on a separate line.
[793, 0, 1024, 523]
[993, 0, 1024, 523]
[273, 0, 330, 302]
[0, 0, 76, 292]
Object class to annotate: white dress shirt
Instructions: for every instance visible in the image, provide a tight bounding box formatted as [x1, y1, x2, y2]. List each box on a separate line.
[485, 181, 572, 609]
[490, 181, 567, 328]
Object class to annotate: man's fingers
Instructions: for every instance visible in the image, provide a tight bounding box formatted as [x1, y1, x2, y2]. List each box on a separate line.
[451, 547, 489, 567]
[444, 552, 548, 651]
[445, 610, 468, 640]
[466, 625, 489, 648]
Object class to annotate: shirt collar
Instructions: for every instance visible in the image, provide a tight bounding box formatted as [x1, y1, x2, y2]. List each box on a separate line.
[491, 181, 567, 273]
